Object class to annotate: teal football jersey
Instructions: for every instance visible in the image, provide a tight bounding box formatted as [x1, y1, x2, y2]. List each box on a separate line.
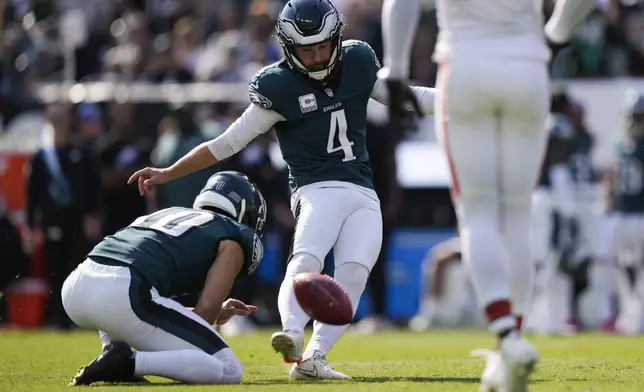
[248, 40, 381, 192]
[88, 207, 263, 297]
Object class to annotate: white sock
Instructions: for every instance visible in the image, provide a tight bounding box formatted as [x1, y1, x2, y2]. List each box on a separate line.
[99, 330, 112, 351]
[278, 253, 323, 334]
[304, 263, 369, 359]
[134, 350, 224, 384]
[378, 0, 420, 80]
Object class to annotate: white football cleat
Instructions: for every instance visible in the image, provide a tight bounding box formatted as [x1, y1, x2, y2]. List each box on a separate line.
[501, 334, 539, 392]
[270, 331, 303, 363]
[471, 348, 505, 392]
[289, 352, 350, 380]
[471, 334, 539, 392]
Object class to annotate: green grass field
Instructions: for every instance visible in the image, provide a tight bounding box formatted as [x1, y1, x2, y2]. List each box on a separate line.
[1, 329, 643, 391]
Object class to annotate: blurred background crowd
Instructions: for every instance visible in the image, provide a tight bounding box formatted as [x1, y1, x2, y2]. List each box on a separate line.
[1, 0, 644, 336]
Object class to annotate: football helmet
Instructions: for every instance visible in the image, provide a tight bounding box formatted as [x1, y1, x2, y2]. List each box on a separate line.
[193, 171, 267, 237]
[276, 0, 344, 81]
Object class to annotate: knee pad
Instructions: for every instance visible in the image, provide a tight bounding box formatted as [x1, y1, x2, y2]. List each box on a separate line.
[334, 262, 370, 314]
[285, 253, 323, 277]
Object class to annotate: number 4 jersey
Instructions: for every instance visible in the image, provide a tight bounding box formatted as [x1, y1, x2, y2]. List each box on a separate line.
[249, 40, 380, 192]
[88, 207, 263, 297]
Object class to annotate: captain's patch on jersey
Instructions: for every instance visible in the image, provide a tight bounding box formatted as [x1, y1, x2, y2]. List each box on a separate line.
[298, 93, 318, 113]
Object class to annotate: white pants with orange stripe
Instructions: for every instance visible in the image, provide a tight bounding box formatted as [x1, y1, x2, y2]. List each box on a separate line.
[435, 55, 550, 331]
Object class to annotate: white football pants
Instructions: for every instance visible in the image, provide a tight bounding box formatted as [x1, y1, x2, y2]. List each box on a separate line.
[435, 55, 549, 330]
[62, 259, 242, 384]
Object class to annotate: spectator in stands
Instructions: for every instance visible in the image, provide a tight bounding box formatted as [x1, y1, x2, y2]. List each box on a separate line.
[172, 17, 206, 74]
[99, 102, 153, 236]
[76, 103, 103, 150]
[151, 104, 217, 209]
[25, 102, 102, 329]
[236, 0, 281, 66]
[145, 33, 193, 83]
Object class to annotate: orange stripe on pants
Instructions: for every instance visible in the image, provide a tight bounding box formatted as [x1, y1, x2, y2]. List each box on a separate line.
[437, 61, 460, 198]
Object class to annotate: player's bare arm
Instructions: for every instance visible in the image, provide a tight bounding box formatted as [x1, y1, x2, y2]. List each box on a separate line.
[127, 105, 281, 195]
[193, 239, 253, 325]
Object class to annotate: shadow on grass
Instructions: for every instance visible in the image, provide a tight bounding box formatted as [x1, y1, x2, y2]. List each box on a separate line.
[101, 376, 561, 387]
[243, 376, 481, 385]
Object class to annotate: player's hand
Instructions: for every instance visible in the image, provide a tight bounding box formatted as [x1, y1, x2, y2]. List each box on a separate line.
[127, 167, 172, 196]
[385, 79, 423, 132]
[216, 299, 258, 325]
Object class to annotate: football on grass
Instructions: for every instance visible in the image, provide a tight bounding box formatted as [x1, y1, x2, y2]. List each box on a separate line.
[293, 273, 353, 325]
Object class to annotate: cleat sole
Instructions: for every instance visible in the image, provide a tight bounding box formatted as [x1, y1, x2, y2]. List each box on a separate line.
[271, 332, 300, 363]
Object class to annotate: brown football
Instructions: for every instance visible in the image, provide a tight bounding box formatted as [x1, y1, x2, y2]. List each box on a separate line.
[293, 273, 353, 326]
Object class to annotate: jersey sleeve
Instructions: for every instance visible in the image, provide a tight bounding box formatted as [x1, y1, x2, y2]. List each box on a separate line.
[206, 104, 282, 161]
[237, 226, 264, 275]
[249, 65, 284, 117]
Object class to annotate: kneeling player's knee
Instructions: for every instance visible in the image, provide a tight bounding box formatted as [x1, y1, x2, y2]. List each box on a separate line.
[223, 356, 242, 384]
[285, 253, 323, 277]
[334, 262, 370, 313]
[214, 348, 243, 384]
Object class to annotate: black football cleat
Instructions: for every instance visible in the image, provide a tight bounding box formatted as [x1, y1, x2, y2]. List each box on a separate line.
[101, 343, 150, 384]
[70, 340, 146, 386]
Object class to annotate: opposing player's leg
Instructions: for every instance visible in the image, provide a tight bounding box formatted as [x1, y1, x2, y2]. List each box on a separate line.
[498, 59, 549, 335]
[438, 57, 543, 392]
[436, 59, 515, 336]
[272, 186, 352, 363]
[290, 196, 382, 380]
[493, 59, 548, 391]
[63, 260, 242, 385]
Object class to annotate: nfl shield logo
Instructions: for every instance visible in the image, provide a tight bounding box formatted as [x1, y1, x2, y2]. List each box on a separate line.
[325, 88, 334, 97]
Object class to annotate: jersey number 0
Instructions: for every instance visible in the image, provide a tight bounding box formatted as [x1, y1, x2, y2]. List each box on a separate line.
[130, 210, 215, 237]
[327, 109, 356, 162]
